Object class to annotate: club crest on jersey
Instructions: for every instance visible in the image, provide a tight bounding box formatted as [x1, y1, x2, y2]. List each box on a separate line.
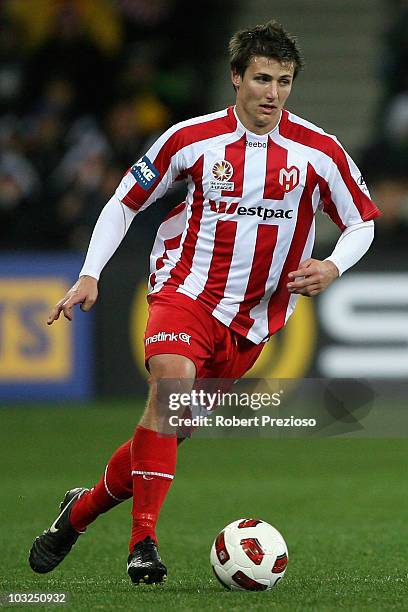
[130, 155, 160, 190]
[278, 166, 300, 193]
[210, 160, 234, 192]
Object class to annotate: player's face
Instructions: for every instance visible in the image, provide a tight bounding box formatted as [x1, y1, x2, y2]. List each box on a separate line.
[232, 56, 294, 134]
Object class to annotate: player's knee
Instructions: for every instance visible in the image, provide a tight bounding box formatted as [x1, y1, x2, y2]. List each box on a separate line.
[148, 354, 196, 380]
[145, 356, 196, 421]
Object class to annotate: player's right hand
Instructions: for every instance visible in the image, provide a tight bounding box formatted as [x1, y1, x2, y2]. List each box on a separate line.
[47, 275, 99, 325]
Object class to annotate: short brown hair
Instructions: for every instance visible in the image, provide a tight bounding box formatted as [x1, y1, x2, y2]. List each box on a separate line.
[229, 20, 304, 79]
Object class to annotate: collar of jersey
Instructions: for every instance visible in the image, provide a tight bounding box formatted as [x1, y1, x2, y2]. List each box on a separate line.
[232, 105, 282, 139]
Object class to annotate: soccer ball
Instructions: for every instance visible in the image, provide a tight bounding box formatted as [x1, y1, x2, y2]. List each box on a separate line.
[210, 518, 288, 591]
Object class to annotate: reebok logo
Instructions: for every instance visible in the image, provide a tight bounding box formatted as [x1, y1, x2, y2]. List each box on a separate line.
[245, 140, 270, 148]
[145, 332, 191, 346]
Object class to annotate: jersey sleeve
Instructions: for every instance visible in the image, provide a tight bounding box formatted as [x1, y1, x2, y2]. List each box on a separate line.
[318, 139, 381, 231]
[115, 124, 187, 213]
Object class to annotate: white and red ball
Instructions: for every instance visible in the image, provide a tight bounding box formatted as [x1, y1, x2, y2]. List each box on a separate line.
[210, 518, 288, 591]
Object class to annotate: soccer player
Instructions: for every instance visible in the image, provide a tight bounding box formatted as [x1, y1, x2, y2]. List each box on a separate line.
[29, 20, 380, 584]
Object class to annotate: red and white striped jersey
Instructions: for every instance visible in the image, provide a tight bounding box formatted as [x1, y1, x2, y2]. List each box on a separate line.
[115, 106, 380, 344]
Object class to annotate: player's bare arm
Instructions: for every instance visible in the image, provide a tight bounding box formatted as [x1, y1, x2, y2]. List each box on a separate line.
[47, 275, 98, 325]
[287, 259, 339, 297]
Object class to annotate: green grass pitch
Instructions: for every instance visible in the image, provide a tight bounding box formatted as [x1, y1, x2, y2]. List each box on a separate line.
[1, 401, 407, 611]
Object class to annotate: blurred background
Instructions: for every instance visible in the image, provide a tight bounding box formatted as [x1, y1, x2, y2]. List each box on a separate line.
[0, 0, 407, 403]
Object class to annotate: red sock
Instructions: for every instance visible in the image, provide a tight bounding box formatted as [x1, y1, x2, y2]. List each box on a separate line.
[70, 439, 133, 532]
[130, 426, 177, 551]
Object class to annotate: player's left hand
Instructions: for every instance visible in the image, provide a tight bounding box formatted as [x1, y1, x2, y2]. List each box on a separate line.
[287, 259, 339, 297]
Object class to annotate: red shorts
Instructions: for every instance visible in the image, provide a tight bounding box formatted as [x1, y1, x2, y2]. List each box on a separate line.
[144, 290, 263, 379]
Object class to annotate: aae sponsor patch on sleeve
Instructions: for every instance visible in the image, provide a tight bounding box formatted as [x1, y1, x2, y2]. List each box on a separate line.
[131, 156, 160, 190]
